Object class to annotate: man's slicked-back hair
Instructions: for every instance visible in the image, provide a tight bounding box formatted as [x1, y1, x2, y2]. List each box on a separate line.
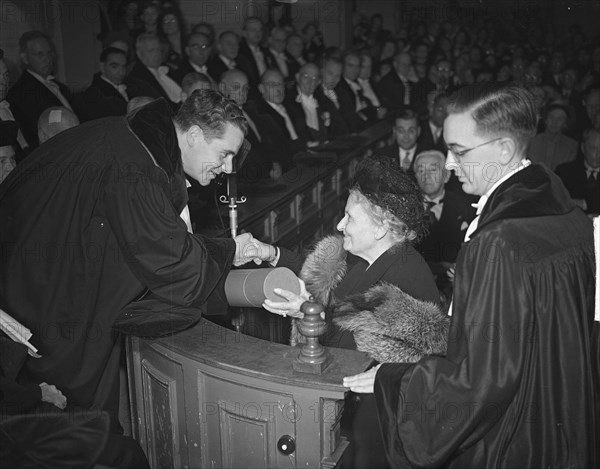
[174, 89, 247, 141]
[447, 82, 538, 153]
[19, 30, 52, 53]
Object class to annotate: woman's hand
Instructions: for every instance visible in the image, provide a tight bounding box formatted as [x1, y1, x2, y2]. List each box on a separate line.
[343, 364, 382, 393]
[263, 279, 311, 318]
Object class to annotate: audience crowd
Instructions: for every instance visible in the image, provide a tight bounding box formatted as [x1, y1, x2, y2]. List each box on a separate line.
[1, 1, 599, 308]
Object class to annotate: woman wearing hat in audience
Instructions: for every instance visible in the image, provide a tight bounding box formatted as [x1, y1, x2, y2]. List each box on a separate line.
[260, 154, 449, 469]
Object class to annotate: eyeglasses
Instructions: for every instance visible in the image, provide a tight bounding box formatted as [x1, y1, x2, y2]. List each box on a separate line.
[189, 44, 209, 50]
[447, 137, 503, 158]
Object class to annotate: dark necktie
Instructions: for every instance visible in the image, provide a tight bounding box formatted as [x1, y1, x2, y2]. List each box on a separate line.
[586, 170, 599, 213]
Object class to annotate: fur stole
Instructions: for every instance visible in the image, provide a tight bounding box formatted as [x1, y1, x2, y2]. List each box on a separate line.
[332, 283, 448, 363]
[291, 235, 449, 363]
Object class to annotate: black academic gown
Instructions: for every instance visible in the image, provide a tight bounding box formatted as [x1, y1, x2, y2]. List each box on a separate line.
[0, 99, 235, 428]
[374, 164, 599, 468]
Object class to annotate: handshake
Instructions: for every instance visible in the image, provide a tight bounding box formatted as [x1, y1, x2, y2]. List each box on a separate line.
[233, 233, 278, 267]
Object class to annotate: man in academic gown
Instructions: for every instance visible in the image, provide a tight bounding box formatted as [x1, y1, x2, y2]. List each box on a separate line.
[344, 82, 599, 469]
[0, 91, 258, 434]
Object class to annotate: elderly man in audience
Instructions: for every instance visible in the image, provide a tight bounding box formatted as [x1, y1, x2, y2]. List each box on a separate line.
[413, 150, 475, 303]
[37, 106, 80, 144]
[174, 32, 212, 85]
[380, 107, 425, 173]
[207, 31, 239, 83]
[314, 57, 351, 137]
[357, 53, 385, 116]
[82, 47, 129, 121]
[126, 33, 181, 108]
[285, 62, 328, 144]
[7, 30, 79, 148]
[556, 127, 600, 215]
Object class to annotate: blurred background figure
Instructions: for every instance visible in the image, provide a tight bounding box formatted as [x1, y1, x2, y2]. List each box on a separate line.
[37, 106, 80, 144]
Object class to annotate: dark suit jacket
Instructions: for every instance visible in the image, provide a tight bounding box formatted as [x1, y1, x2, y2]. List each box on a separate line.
[206, 55, 232, 83]
[172, 60, 211, 86]
[125, 61, 179, 108]
[418, 119, 447, 154]
[375, 69, 408, 113]
[418, 190, 475, 264]
[236, 39, 266, 87]
[245, 98, 304, 170]
[335, 78, 376, 133]
[556, 156, 600, 214]
[81, 73, 128, 122]
[236, 106, 275, 183]
[6, 70, 78, 148]
[314, 86, 351, 138]
[284, 88, 328, 143]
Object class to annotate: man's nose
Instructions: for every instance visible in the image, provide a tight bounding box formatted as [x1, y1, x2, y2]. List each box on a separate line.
[222, 155, 234, 174]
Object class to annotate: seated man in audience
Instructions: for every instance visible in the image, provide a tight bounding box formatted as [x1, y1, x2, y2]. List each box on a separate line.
[358, 53, 385, 118]
[266, 27, 292, 84]
[285, 62, 329, 145]
[412, 59, 454, 118]
[219, 69, 279, 182]
[7, 30, 79, 148]
[314, 57, 351, 137]
[286, 34, 306, 79]
[556, 128, 600, 216]
[175, 32, 213, 86]
[246, 69, 305, 171]
[380, 107, 425, 174]
[126, 33, 182, 108]
[414, 150, 475, 302]
[37, 106, 80, 144]
[375, 51, 414, 113]
[236, 17, 268, 93]
[81, 47, 129, 122]
[418, 91, 449, 154]
[207, 31, 239, 83]
[335, 50, 379, 132]
[528, 103, 578, 171]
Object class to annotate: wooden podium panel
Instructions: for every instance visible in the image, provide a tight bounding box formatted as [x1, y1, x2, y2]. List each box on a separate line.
[127, 319, 372, 469]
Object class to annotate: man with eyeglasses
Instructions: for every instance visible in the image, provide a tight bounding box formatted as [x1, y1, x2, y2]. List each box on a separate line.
[174, 32, 212, 86]
[344, 82, 599, 469]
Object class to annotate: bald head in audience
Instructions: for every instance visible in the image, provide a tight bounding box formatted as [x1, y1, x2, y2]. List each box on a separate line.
[37, 106, 79, 144]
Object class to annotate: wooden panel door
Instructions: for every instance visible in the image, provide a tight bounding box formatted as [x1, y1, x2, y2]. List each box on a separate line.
[200, 371, 296, 468]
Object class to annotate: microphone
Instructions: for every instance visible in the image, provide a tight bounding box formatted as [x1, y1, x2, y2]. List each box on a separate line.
[220, 139, 251, 237]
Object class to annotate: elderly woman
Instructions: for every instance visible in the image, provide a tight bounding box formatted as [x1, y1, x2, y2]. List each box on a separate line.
[264, 154, 446, 357]
[262, 155, 448, 469]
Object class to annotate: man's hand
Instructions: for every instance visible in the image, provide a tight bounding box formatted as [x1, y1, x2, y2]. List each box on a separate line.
[233, 233, 277, 266]
[39, 382, 67, 409]
[342, 364, 382, 393]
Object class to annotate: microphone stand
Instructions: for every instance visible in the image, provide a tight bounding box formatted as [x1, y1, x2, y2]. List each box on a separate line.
[220, 171, 246, 238]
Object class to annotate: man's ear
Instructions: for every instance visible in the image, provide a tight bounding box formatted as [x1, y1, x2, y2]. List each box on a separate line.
[20, 51, 29, 66]
[499, 137, 517, 165]
[443, 167, 451, 183]
[99, 62, 106, 76]
[186, 125, 203, 147]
